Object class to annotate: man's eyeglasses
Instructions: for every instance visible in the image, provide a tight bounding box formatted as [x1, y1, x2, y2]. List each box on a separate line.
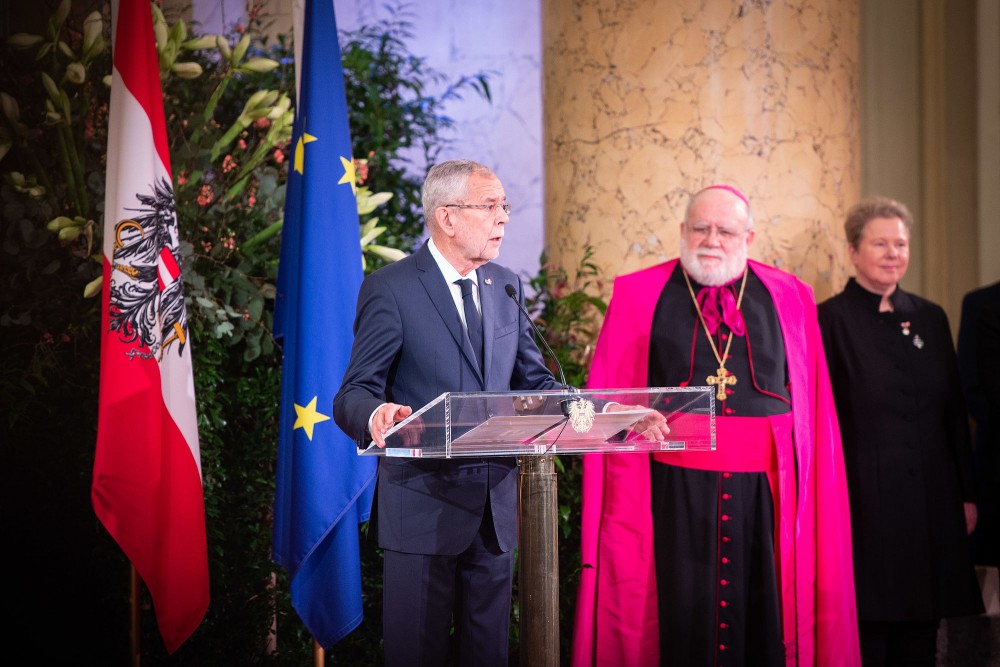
[685, 223, 747, 241]
[444, 201, 512, 216]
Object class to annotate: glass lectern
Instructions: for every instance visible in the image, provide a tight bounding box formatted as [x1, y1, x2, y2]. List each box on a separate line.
[356, 385, 714, 667]
[358, 386, 715, 457]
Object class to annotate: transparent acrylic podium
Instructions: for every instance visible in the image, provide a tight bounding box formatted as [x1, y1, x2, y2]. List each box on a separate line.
[357, 386, 715, 457]
[356, 386, 713, 667]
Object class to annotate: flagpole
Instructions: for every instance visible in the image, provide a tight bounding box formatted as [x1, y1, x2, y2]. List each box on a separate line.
[313, 639, 324, 666]
[130, 564, 141, 667]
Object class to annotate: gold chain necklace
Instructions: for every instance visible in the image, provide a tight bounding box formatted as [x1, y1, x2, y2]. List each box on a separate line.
[682, 269, 748, 401]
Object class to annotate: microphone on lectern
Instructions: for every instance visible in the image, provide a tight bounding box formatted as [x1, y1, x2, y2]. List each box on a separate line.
[504, 283, 572, 393]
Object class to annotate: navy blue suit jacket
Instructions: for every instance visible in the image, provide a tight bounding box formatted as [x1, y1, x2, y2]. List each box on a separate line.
[957, 280, 1000, 564]
[334, 242, 560, 555]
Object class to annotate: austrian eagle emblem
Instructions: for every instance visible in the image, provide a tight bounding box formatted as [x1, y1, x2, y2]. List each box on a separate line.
[108, 176, 189, 360]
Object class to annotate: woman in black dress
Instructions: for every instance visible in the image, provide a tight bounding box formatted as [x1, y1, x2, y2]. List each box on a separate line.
[817, 196, 983, 665]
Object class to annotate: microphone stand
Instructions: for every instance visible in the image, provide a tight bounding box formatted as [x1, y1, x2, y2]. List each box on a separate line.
[505, 283, 562, 667]
[504, 283, 579, 419]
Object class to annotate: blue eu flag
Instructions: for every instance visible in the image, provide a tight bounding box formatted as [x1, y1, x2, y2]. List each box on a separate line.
[272, 0, 377, 648]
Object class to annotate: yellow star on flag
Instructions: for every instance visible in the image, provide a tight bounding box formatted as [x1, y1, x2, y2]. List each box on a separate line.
[293, 132, 318, 175]
[338, 155, 357, 195]
[293, 396, 330, 441]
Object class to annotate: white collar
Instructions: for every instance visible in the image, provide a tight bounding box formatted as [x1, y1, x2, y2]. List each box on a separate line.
[428, 238, 478, 287]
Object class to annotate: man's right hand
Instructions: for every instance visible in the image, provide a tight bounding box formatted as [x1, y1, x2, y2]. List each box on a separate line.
[371, 403, 413, 448]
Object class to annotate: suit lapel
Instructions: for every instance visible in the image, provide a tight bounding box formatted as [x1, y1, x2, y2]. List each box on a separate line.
[415, 243, 484, 383]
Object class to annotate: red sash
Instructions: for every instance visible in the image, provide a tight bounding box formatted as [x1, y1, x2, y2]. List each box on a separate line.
[652, 414, 782, 473]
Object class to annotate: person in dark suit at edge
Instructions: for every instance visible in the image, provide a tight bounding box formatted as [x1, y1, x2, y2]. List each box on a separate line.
[334, 159, 668, 667]
[957, 280, 1000, 567]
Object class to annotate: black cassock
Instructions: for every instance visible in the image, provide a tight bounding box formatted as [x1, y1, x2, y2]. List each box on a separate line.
[818, 278, 982, 621]
[647, 267, 789, 667]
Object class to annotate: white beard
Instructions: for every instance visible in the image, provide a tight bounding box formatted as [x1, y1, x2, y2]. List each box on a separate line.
[679, 243, 748, 286]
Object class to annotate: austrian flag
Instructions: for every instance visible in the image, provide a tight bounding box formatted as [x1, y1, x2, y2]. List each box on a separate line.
[92, 0, 209, 654]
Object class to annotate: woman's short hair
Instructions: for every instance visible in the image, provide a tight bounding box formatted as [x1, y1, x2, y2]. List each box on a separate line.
[844, 196, 913, 248]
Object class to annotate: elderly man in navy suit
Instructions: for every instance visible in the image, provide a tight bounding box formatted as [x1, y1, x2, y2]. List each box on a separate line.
[334, 159, 563, 666]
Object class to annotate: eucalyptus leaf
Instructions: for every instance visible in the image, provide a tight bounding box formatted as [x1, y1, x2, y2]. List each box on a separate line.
[248, 297, 264, 321]
[244, 341, 260, 362]
[214, 321, 235, 338]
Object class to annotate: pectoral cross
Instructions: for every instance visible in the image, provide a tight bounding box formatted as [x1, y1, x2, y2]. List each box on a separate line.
[706, 367, 736, 401]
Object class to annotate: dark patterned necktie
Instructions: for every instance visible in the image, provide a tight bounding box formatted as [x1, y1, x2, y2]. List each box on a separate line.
[458, 279, 483, 371]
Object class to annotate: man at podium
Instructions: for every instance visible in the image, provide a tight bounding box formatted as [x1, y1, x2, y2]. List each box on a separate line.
[572, 185, 860, 667]
[334, 159, 564, 667]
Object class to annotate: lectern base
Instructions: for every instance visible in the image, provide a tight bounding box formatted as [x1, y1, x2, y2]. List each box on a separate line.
[518, 455, 560, 667]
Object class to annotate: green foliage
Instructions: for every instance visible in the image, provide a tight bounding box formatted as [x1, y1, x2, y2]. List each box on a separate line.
[1, 0, 110, 338]
[157, 7, 293, 365]
[339, 2, 492, 269]
[0, 1, 501, 664]
[1, 0, 108, 219]
[1, 5, 124, 658]
[525, 246, 608, 389]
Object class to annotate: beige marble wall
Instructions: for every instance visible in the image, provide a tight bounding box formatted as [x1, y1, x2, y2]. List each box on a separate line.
[543, 0, 860, 302]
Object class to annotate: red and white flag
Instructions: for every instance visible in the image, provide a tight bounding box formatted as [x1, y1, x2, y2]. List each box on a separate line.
[92, 0, 208, 653]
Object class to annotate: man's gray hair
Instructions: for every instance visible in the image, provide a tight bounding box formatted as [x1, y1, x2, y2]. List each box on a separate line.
[422, 159, 496, 219]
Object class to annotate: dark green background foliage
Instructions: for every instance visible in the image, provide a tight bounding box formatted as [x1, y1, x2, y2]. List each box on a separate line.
[339, 4, 492, 269]
[0, 2, 604, 664]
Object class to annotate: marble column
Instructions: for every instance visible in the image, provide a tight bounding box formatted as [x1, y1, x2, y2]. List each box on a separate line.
[543, 0, 859, 302]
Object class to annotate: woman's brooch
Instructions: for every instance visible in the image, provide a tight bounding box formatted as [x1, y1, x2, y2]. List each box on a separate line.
[901, 321, 923, 348]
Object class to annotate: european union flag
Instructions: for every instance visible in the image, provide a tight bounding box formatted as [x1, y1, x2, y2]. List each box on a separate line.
[272, 0, 377, 648]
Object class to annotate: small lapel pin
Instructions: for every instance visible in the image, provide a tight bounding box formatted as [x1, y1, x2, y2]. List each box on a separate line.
[484, 278, 493, 285]
[913, 334, 924, 349]
[900, 321, 911, 336]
